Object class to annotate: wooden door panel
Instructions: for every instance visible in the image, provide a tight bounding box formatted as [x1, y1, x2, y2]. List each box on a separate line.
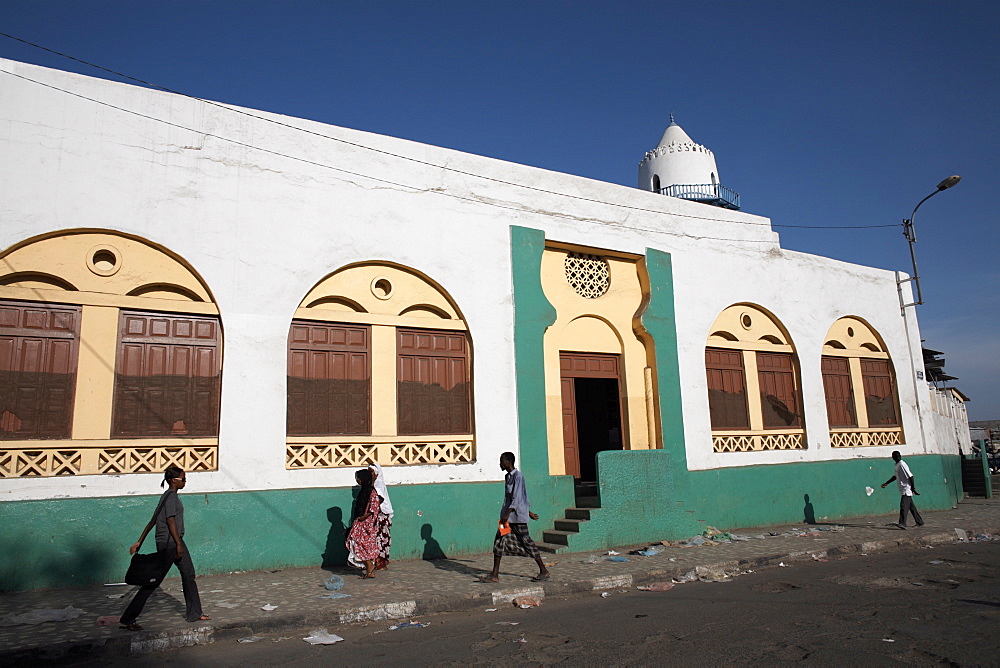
[560, 376, 580, 478]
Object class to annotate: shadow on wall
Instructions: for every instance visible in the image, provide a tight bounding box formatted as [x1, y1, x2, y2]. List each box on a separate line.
[321, 506, 348, 568]
[0, 537, 114, 592]
[322, 485, 361, 568]
[804, 494, 816, 524]
[421, 523, 446, 560]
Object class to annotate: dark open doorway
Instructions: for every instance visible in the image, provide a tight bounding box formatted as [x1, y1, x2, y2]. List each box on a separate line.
[559, 352, 625, 506]
[572, 377, 623, 482]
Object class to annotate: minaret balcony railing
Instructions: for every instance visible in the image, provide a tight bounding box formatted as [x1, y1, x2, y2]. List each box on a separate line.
[658, 183, 741, 210]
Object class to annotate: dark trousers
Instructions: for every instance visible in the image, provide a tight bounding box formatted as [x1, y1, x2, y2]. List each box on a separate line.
[898, 495, 924, 527]
[121, 544, 203, 623]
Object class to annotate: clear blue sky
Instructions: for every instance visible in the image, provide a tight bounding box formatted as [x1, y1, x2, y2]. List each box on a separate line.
[2, 1, 997, 420]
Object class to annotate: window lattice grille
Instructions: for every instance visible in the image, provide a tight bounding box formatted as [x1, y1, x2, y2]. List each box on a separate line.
[830, 428, 902, 448]
[713, 432, 807, 452]
[286, 439, 475, 469]
[564, 253, 610, 299]
[0, 445, 217, 477]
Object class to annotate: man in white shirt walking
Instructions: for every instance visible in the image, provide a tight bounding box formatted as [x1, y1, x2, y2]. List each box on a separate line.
[881, 450, 924, 529]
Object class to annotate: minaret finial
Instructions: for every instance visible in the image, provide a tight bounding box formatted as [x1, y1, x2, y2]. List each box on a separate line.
[669, 110, 675, 124]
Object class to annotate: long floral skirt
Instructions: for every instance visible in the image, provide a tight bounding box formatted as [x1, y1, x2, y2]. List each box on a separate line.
[374, 512, 392, 570]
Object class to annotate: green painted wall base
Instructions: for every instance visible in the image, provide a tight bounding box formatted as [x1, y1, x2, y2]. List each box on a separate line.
[554, 450, 964, 551]
[0, 480, 505, 592]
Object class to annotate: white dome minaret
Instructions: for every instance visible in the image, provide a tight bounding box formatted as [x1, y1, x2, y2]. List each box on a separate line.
[638, 114, 740, 210]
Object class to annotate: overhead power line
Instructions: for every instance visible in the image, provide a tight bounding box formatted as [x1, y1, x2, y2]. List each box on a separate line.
[0, 32, 901, 234]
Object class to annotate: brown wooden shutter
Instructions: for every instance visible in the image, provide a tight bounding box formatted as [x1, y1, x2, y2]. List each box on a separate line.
[397, 328, 470, 435]
[821, 356, 857, 427]
[756, 351, 802, 429]
[112, 311, 221, 437]
[0, 301, 80, 440]
[860, 358, 900, 426]
[705, 347, 750, 430]
[287, 321, 370, 435]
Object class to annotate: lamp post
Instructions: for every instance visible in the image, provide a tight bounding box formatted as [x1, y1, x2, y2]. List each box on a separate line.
[901, 175, 962, 307]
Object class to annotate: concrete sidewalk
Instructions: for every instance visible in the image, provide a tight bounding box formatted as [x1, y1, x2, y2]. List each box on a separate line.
[2, 497, 997, 661]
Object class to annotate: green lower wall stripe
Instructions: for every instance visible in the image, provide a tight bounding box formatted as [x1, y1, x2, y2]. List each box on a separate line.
[0, 481, 504, 592]
[571, 450, 964, 551]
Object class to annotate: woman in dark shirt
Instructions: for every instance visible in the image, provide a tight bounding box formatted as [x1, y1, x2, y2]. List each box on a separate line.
[119, 466, 210, 631]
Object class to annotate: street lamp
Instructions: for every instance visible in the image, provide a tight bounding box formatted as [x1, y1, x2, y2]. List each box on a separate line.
[901, 175, 962, 307]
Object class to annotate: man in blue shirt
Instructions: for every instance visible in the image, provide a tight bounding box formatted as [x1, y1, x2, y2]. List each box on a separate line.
[481, 452, 551, 583]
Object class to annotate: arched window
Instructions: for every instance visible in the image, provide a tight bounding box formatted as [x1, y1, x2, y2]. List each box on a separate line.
[822, 317, 903, 448]
[0, 231, 220, 477]
[286, 263, 474, 470]
[705, 305, 805, 452]
[652, 175, 661, 193]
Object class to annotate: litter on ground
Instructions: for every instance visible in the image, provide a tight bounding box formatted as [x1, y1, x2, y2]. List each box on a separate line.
[318, 592, 351, 599]
[261, 604, 278, 611]
[238, 636, 263, 643]
[323, 575, 345, 591]
[303, 629, 344, 645]
[630, 547, 662, 556]
[513, 596, 541, 607]
[389, 621, 428, 630]
[0, 607, 85, 626]
[637, 582, 675, 592]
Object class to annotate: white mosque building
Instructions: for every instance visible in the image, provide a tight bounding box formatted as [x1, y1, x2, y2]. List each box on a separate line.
[0, 58, 969, 590]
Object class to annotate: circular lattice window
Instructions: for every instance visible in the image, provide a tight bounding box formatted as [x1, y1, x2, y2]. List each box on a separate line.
[564, 253, 610, 299]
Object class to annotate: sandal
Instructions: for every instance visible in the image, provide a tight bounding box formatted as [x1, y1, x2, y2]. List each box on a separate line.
[360, 571, 376, 579]
[120, 622, 143, 632]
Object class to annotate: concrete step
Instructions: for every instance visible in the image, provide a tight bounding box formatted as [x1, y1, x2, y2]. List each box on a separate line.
[554, 518, 585, 533]
[565, 507, 593, 520]
[536, 541, 566, 554]
[542, 529, 576, 546]
[575, 495, 601, 508]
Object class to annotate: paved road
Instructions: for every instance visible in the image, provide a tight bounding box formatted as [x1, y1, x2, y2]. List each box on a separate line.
[63, 540, 999, 666]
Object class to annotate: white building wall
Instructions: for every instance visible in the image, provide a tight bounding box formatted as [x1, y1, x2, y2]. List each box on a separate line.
[0, 58, 940, 501]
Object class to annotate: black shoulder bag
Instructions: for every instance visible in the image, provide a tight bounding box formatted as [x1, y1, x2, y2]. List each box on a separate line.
[124, 492, 173, 586]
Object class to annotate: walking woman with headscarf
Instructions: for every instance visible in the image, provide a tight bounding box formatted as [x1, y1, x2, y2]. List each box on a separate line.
[346, 467, 381, 578]
[368, 461, 393, 571]
[119, 466, 210, 631]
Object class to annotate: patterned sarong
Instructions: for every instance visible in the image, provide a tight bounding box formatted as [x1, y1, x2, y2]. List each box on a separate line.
[374, 512, 392, 570]
[493, 522, 541, 559]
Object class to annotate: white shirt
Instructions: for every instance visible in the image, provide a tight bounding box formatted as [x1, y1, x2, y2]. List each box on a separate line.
[895, 460, 914, 496]
[369, 463, 394, 518]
